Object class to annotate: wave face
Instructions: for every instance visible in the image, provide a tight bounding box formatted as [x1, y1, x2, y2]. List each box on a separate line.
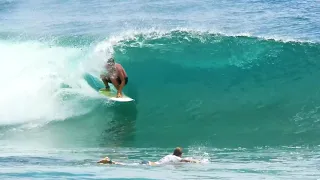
[1, 30, 320, 148]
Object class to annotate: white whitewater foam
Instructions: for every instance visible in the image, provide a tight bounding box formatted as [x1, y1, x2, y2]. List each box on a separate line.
[0, 40, 100, 125]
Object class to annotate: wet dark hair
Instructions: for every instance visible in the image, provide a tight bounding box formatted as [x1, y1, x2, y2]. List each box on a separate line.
[173, 147, 183, 156]
[107, 58, 115, 64]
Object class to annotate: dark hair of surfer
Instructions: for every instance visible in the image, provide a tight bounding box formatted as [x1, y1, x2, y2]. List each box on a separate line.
[107, 58, 115, 64]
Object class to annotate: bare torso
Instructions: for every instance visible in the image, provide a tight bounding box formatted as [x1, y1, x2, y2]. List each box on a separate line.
[108, 63, 127, 79]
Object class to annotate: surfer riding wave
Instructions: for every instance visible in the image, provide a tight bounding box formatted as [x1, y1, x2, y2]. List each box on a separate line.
[100, 57, 128, 98]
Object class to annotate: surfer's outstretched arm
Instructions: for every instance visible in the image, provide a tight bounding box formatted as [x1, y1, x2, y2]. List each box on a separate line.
[180, 158, 200, 163]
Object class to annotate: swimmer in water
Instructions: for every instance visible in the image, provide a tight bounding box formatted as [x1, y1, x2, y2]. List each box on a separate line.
[97, 147, 200, 166]
[97, 156, 125, 165]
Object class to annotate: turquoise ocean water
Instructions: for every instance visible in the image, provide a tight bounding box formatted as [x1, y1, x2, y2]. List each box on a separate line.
[1, 0, 320, 179]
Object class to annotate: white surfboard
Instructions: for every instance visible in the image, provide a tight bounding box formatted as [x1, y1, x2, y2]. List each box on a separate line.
[99, 88, 134, 102]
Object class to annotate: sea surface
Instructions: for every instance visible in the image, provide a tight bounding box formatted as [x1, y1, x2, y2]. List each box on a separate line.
[1, 0, 320, 179]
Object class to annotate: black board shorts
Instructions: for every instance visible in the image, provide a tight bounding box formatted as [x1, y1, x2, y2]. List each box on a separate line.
[106, 76, 128, 85]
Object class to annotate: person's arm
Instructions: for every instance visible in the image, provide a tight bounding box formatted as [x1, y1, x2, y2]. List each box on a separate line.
[180, 158, 200, 163]
[112, 161, 125, 165]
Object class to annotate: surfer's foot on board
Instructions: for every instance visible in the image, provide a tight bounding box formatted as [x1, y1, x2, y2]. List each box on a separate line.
[116, 92, 123, 98]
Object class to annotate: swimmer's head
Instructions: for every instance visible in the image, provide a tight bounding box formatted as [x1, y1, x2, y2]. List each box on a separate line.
[98, 156, 113, 164]
[107, 58, 115, 64]
[105, 58, 115, 70]
[173, 147, 183, 157]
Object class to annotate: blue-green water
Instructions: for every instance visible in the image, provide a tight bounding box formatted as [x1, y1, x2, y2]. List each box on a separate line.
[1, 0, 320, 179]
